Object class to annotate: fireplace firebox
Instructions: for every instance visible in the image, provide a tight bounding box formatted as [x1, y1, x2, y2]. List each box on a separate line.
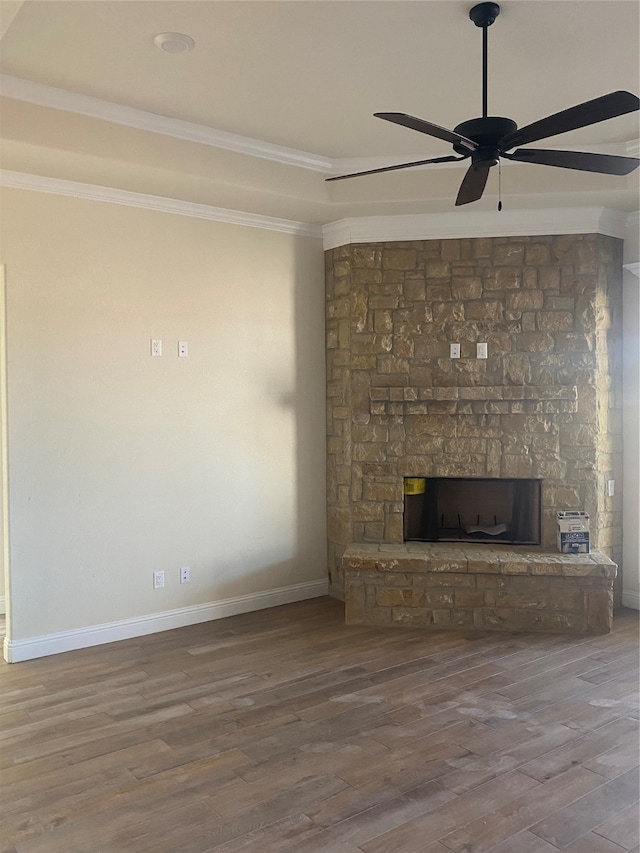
[404, 477, 542, 546]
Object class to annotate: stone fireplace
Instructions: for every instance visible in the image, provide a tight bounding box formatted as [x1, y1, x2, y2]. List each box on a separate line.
[325, 233, 622, 633]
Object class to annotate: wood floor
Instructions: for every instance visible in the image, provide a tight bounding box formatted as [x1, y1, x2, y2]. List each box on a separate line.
[1, 598, 638, 853]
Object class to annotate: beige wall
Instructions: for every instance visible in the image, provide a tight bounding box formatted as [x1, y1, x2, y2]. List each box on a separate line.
[0, 188, 326, 648]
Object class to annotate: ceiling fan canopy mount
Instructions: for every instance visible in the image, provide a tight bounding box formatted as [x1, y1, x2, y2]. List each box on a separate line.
[469, 2, 501, 28]
[326, 3, 639, 206]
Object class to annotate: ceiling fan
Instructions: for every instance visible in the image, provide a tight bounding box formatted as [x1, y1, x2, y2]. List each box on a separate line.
[326, 2, 640, 206]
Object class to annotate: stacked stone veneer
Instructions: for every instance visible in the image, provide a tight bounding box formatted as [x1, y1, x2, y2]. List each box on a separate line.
[326, 234, 623, 618]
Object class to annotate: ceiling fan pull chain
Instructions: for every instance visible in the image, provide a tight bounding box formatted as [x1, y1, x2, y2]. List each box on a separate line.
[498, 159, 503, 211]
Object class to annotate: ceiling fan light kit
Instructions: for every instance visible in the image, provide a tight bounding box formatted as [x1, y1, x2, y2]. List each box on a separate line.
[327, 2, 639, 207]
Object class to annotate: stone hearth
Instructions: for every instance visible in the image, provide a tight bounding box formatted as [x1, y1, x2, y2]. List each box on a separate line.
[325, 234, 623, 633]
[343, 543, 616, 635]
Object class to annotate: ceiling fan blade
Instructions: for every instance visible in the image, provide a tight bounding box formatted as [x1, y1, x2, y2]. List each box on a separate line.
[455, 162, 491, 206]
[501, 91, 640, 149]
[326, 154, 468, 182]
[504, 148, 640, 175]
[375, 113, 477, 151]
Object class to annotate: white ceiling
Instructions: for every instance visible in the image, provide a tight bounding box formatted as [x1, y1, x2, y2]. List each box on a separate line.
[1, 0, 639, 224]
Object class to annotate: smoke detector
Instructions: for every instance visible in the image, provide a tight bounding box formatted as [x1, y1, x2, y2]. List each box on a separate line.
[153, 32, 195, 54]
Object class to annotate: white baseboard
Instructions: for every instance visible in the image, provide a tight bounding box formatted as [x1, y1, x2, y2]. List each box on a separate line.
[3, 578, 329, 663]
[621, 589, 640, 610]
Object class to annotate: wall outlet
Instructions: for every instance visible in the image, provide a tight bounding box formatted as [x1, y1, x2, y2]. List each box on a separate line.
[178, 341, 188, 357]
[180, 566, 191, 584]
[151, 339, 162, 357]
[153, 570, 165, 589]
[449, 343, 461, 359]
[476, 342, 488, 359]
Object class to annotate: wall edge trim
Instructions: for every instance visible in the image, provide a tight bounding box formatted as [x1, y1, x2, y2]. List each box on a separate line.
[2, 578, 329, 663]
[0, 74, 333, 173]
[621, 590, 640, 611]
[0, 170, 323, 238]
[2, 171, 633, 247]
[322, 207, 629, 250]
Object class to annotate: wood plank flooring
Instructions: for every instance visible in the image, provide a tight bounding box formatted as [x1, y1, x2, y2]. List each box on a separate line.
[0, 598, 638, 853]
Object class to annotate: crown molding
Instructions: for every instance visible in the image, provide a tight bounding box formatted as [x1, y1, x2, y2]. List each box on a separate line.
[1, 169, 634, 252]
[0, 75, 333, 173]
[3, 75, 638, 181]
[0, 170, 323, 238]
[322, 207, 630, 250]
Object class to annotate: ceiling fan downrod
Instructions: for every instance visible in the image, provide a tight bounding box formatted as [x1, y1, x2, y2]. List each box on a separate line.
[469, 2, 500, 119]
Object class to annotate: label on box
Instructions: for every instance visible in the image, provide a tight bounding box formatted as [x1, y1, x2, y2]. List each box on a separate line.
[558, 531, 590, 554]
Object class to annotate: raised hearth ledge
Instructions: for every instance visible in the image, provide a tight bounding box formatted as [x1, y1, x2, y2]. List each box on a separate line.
[343, 543, 617, 635]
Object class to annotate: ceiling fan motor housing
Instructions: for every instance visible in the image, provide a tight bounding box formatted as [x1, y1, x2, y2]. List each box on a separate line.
[452, 116, 517, 165]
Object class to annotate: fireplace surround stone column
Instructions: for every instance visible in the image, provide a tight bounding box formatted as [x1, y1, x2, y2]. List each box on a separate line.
[325, 234, 623, 616]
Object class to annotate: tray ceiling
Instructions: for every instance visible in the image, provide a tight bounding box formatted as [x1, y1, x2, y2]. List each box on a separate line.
[1, 0, 638, 223]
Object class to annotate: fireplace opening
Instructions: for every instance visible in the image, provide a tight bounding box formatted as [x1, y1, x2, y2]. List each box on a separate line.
[404, 477, 542, 545]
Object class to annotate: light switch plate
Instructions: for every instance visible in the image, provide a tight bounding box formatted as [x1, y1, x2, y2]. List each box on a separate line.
[477, 342, 488, 359]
